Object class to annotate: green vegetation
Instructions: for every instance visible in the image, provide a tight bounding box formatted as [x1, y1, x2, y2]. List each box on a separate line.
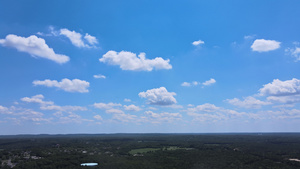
[1, 133, 300, 168]
[129, 148, 160, 155]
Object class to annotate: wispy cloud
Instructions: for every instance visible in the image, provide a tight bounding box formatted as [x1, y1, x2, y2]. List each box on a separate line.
[181, 78, 216, 87]
[93, 74, 106, 79]
[60, 28, 98, 48]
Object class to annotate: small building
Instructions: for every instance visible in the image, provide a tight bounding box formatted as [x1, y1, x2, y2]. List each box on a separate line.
[81, 163, 98, 167]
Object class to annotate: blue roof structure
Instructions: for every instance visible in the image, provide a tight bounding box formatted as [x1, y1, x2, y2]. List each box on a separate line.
[80, 163, 98, 166]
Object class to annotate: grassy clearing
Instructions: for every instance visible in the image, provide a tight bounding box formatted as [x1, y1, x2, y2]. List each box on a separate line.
[166, 146, 185, 150]
[129, 148, 160, 155]
[129, 146, 192, 155]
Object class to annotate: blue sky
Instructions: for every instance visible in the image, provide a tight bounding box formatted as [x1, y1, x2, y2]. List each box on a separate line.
[1, 0, 300, 134]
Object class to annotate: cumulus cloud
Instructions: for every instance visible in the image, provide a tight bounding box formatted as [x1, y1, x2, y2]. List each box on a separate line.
[259, 78, 300, 96]
[100, 50, 172, 71]
[124, 104, 141, 111]
[251, 39, 281, 52]
[192, 40, 205, 46]
[226, 96, 271, 109]
[21, 94, 53, 105]
[0, 34, 69, 64]
[93, 102, 122, 109]
[138, 87, 177, 106]
[60, 28, 97, 48]
[33, 78, 90, 93]
[93, 74, 106, 79]
[202, 78, 216, 86]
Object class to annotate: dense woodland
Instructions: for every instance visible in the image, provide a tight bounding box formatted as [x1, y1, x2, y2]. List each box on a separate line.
[1, 133, 300, 168]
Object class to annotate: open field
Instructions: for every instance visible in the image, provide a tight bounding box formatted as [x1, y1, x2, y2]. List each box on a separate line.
[129, 148, 160, 155]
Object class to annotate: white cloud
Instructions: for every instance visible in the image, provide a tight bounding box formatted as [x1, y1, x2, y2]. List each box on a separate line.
[33, 78, 90, 93]
[259, 78, 300, 96]
[181, 82, 191, 87]
[267, 95, 300, 104]
[138, 87, 177, 106]
[21, 94, 54, 105]
[112, 112, 137, 123]
[202, 78, 216, 86]
[36, 26, 59, 37]
[124, 98, 131, 102]
[251, 39, 281, 52]
[148, 107, 157, 110]
[192, 81, 199, 86]
[285, 47, 300, 61]
[182, 79, 216, 87]
[0, 34, 69, 64]
[144, 111, 182, 123]
[84, 33, 98, 45]
[166, 104, 184, 109]
[40, 105, 87, 112]
[186, 104, 247, 122]
[57, 112, 85, 124]
[106, 109, 124, 114]
[60, 28, 86, 48]
[21, 94, 87, 112]
[187, 103, 220, 113]
[258, 109, 300, 120]
[93, 74, 106, 79]
[124, 104, 141, 111]
[192, 40, 204, 46]
[226, 96, 271, 109]
[93, 102, 122, 109]
[0, 105, 12, 114]
[244, 35, 255, 40]
[60, 28, 97, 48]
[2, 106, 51, 124]
[100, 50, 172, 71]
[187, 112, 227, 122]
[0, 105, 8, 111]
[93, 115, 103, 121]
